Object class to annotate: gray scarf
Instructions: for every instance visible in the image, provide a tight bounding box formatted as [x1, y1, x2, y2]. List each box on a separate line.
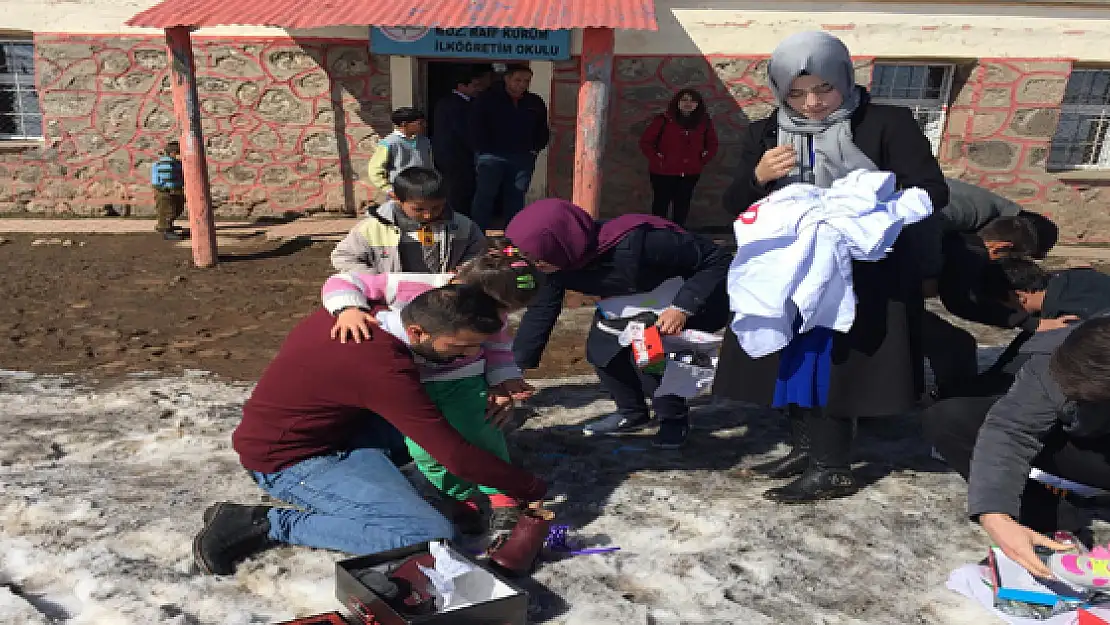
[768, 31, 877, 188]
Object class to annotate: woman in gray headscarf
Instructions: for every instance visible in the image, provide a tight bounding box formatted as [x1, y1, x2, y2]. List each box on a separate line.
[714, 31, 948, 503]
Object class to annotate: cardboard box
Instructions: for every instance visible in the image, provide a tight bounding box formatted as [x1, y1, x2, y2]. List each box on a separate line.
[336, 541, 528, 625]
[275, 612, 351, 625]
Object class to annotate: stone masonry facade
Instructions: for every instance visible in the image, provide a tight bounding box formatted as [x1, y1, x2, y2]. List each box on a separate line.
[550, 55, 1110, 240]
[2, 38, 1109, 239]
[0, 34, 391, 217]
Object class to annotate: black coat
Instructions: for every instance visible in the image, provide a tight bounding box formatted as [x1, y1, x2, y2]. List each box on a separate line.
[940, 178, 1022, 234]
[938, 233, 1035, 331]
[469, 83, 550, 157]
[714, 95, 948, 418]
[432, 92, 474, 175]
[513, 225, 731, 370]
[1043, 268, 1110, 320]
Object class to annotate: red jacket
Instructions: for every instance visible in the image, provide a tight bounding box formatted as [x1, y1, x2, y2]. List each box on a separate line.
[232, 309, 546, 502]
[639, 113, 719, 176]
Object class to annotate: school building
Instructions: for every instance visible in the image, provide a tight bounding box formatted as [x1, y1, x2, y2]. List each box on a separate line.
[3, 1, 1110, 240]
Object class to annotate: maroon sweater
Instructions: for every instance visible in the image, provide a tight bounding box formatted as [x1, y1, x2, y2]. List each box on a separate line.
[232, 309, 546, 502]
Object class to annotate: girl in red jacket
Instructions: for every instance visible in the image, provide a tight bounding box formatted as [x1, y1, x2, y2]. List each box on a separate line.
[639, 88, 719, 227]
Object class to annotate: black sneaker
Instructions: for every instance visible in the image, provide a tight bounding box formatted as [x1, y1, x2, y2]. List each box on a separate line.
[193, 502, 275, 575]
[653, 417, 690, 449]
[582, 413, 652, 436]
[162, 231, 184, 241]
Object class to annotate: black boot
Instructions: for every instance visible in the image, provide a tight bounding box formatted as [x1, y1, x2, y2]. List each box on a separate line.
[193, 502, 275, 575]
[751, 407, 810, 478]
[764, 409, 858, 503]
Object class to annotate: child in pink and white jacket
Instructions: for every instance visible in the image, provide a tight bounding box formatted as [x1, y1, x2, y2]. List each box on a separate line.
[321, 241, 542, 533]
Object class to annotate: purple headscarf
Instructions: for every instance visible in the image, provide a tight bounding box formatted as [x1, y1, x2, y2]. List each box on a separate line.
[504, 199, 684, 270]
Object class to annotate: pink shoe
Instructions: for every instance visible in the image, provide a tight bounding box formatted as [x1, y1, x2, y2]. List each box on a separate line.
[1049, 553, 1110, 589]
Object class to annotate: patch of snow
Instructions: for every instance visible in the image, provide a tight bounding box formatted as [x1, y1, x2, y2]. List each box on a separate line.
[0, 363, 1007, 624]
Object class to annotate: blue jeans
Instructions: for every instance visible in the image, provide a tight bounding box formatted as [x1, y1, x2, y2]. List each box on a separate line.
[471, 152, 536, 230]
[251, 416, 455, 555]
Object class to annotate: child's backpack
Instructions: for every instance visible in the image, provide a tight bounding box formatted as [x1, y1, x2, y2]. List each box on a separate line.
[652, 115, 711, 153]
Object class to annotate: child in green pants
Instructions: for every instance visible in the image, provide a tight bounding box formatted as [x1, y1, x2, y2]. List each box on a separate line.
[325, 241, 542, 532]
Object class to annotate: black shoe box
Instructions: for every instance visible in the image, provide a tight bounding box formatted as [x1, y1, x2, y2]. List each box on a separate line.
[335, 541, 527, 625]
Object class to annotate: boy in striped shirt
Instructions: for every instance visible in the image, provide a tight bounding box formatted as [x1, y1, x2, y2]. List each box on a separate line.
[151, 141, 185, 241]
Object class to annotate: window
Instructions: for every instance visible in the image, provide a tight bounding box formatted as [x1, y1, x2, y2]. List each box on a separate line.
[870, 63, 954, 155]
[0, 39, 41, 140]
[1048, 69, 1110, 170]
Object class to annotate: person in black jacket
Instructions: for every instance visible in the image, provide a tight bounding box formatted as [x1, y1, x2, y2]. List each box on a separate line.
[469, 64, 551, 231]
[924, 216, 1041, 398]
[505, 199, 731, 449]
[433, 66, 485, 217]
[923, 315, 1110, 577]
[713, 31, 948, 503]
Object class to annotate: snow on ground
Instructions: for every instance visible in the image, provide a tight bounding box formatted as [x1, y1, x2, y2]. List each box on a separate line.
[0, 366, 1001, 625]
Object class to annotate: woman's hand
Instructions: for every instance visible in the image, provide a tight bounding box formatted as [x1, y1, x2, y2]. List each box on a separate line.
[980, 513, 1075, 578]
[497, 378, 536, 401]
[330, 308, 379, 344]
[754, 145, 797, 186]
[656, 308, 689, 335]
[486, 386, 516, 430]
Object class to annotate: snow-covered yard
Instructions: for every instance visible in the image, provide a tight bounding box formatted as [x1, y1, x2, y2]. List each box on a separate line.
[0, 366, 1006, 625]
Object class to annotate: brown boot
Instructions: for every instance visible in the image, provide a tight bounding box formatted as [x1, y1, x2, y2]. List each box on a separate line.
[487, 508, 553, 576]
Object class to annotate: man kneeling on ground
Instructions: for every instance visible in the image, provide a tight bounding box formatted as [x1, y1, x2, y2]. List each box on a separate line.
[193, 286, 547, 575]
[923, 315, 1110, 577]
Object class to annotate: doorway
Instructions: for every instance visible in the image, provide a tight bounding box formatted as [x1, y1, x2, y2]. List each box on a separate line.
[423, 61, 511, 136]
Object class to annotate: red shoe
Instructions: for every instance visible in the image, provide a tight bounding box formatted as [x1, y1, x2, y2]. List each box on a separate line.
[487, 508, 553, 576]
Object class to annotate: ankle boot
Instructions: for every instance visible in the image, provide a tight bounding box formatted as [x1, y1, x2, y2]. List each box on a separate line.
[193, 502, 275, 575]
[487, 509, 552, 576]
[751, 408, 810, 478]
[764, 409, 858, 504]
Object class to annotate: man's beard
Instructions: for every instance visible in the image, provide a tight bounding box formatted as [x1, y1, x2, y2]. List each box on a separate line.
[410, 343, 461, 365]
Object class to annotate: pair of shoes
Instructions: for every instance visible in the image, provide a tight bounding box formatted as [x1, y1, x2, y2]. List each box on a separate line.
[193, 502, 275, 575]
[582, 413, 652, 436]
[763, 409, 858, 504]
[161, 230, 184, 241]
[652, 416, 690, 449]
[750, 409, 810, 479]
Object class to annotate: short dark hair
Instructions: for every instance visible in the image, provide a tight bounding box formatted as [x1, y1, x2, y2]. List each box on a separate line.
[1050, 316, 1110, 402]
[979, 216, 1039, 258]
[1017, 211, 1059, 260]
[455, 236, 544, 310]
[400, 284, 504, 336]
[452, 66, 476, 88]
[393, 167, 447, 202]
[391, 107, 425, 126]
[997, 258, 1051, 293]
[504, 64, 533, 77]
[164, 140, 181, 154]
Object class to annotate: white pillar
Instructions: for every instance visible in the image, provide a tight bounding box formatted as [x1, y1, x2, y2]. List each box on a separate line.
[389, 56, 417, 109]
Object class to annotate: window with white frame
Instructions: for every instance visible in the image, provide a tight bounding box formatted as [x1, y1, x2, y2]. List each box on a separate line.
[0, 39, 42, 141]
[1049, 69, 1110, 170]
[870, 63, 954, 155]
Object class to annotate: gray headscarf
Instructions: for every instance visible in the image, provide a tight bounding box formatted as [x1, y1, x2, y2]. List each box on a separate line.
[768, 31, 877, 188]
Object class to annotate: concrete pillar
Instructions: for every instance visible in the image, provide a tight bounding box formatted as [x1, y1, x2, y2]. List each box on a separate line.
[527, 60, 553, 203]
[572, 27, 615, 219]
[165, 26, 217, 268]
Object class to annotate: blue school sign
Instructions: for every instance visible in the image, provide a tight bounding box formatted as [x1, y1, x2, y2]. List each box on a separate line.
[370, 27, 571, 61]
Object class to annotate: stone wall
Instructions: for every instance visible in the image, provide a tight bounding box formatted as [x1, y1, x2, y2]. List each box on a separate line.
[548, 54, 1110, 240]
[0, 34, 391, 217]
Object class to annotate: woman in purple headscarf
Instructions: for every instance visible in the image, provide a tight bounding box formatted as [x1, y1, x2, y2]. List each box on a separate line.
[506, 199, 731, 449]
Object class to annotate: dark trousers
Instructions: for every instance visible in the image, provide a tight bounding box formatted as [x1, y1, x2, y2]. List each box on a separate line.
[444, 167, 476, 218]
[595, 349, 688, 422]
[922, 395, 1110, 533]
[649, 173, 700, 227]
[472, 153, 535, 231]
[921, 311, 980, 397]
[155, 190, 185, 232]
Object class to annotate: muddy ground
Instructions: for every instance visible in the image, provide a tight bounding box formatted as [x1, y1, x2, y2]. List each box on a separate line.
[0, 233, 595, 381]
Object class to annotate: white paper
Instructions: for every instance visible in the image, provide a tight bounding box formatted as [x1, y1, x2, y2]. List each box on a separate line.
[417, 541, 477, 610]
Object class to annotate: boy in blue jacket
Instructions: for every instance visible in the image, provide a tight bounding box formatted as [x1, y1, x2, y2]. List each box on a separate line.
[151, 141, 185, 241]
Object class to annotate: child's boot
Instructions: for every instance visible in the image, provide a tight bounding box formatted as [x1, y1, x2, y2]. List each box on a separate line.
[487, 508, 552, 576]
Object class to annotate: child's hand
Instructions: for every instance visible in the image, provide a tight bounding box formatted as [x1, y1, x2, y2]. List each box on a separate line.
[486, 387, 516, 430]
[331, 308, 379, 344]
[495, 378, 535, 401]
[656, 307, 688, 335]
